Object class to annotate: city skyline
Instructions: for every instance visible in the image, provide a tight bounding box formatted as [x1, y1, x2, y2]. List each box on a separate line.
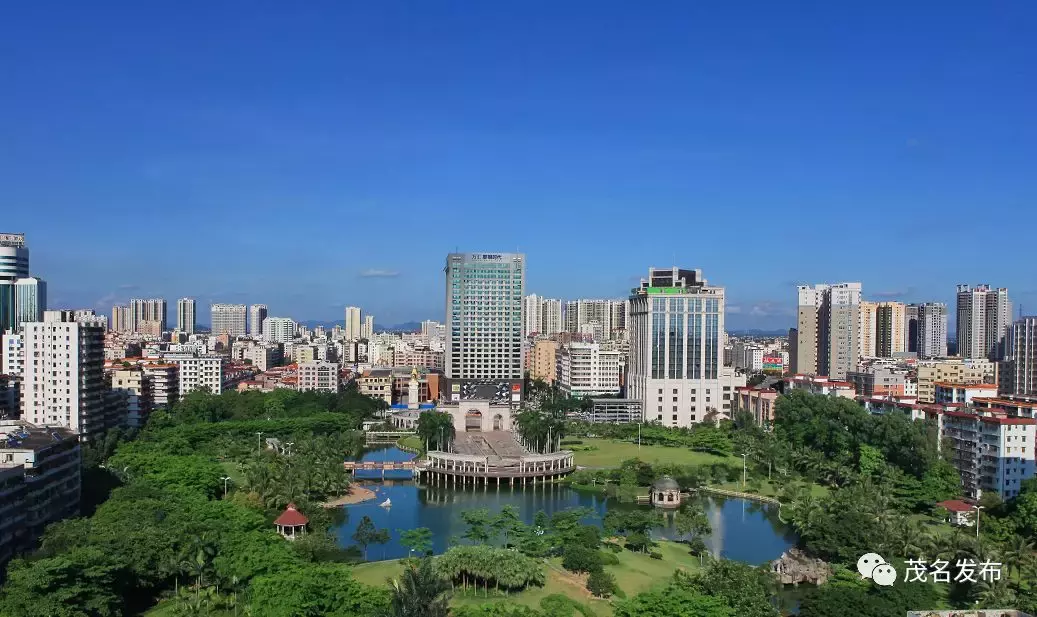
[4, 3, 1036, 330]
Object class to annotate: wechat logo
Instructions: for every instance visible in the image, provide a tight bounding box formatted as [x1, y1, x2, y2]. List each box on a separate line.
[857, 553, 896, 586]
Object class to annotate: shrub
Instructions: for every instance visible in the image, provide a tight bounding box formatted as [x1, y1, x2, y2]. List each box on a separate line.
[649, 551, 663, 560]
[586, 570, 618, 598]
[598, 550, 620, 566]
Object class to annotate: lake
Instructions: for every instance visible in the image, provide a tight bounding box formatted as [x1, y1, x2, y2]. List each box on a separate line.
[335, 446, 797, 564]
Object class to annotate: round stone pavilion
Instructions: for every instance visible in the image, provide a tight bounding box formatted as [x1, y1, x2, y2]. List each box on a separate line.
[651, 476, 682, 508]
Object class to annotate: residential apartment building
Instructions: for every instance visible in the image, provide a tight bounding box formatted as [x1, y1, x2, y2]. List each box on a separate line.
[129, 298, 167, 333]
[957, 284, 1011, 361]
[249, 304, 268, 337]
[357, 368, 392, 405]
[785, 374, 856, 399]
[0, 422, 80, 570]
[111, 305, 131, 333]
[263, 317, 296, 344]
[444, 252, 525, 403]
[345, 307, 362, 340]
[917, 302, 949, 359]
[21, 311, 113, 440]
[164, 353, 224, 396]
[627, 267, 746, 426]
[109, 367, 152, 428]
[361, 315, 374, 340]
[935, 382, 999, 406]
[847, 365, 910, 398]
[210, 304, 247, 337]
[296, 361, 340, 393]
[542, 299, 563, 336]
[794, 283, 862, 379]
[243, 344, 283, 372]
[941, 411, 1035, 500]
[916, 359, 998, 403]
[141, 361, 178, 409]
[176, 298, 196, 334]
[528, 339, 558, 384]
[563, 299, 626, 341]
[1001, 317, 1037, 397]
[859, 301, 878, 358]
[523, 294, 544, 338]
[875, 302, 906, 357]
[732, 340, 764, 372]
[1, 333, 23, 377]
[905, 304, 920, 354]
[734, 386, 780, 426]
[557, 343, 621, 398]
[584, 399, 643, 424]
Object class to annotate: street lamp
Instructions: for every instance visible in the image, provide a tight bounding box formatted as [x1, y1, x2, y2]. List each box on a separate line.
[221, 475, 232, 498]
[285, 442, 295, 457]
[972, 505, 985, 538]
[256, 431, 263, 453]
[741, 453, 748, 489]
[637, 422, 641, 450]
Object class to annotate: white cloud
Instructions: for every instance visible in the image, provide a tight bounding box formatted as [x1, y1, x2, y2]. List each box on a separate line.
[359, 269, 401, 278]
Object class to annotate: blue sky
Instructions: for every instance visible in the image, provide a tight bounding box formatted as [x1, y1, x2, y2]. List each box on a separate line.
[2, 1, 1035, 330]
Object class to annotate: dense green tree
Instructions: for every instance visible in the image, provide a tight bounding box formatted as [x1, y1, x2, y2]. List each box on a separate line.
[352, 516, 390, 560]
[586, 569, 617, 598]
[434, 546, 545, 594]
[681, 561, 778, 617]
[561, 545, 602, 574]
[416, 412, 455, 451]
[799, 580, 941, 617]
[399, 527, 434, 556]
[462, 509, 493, 544]
[612, 585, 735, 617]
[0, 547, 129, 617]
[249, 563, 388, 617]
[491, 506, 522, 547]
[385, 557, 450, 617]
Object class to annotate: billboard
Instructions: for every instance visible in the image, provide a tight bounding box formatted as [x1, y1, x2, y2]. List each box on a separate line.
[762, 355, 784, 373]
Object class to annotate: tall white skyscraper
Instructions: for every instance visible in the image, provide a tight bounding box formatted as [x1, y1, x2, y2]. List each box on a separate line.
[792, 282, 862, 379]
[917, 303, 948, 359]
[345, 307, 362, 340]
[263, 317, 296, 344]
[956, 284, 1011, 360]
[249, 304, 268, 337]
[542, 298, 563, 336]
[0, 233, 29, 331]
[177, 298, 197, 334]
[22, 311, 113, 440]
[13, 277, 46, 327]
[627, 267, 745, 427]
[444, 252, 525, 403]
[210, 303, 247, 337]
[362, 315, 374, 339]
[523, 294, 544, 338]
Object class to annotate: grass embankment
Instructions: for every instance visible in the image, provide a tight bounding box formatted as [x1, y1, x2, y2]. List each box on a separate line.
[397, 435, 424, 453]
[569, 438, 736, 468]
[352, 539, 701, 616]
[707, 480, 829, 500]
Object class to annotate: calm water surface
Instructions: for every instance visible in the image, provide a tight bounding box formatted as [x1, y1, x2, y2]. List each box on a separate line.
[336, 447, 797, 564]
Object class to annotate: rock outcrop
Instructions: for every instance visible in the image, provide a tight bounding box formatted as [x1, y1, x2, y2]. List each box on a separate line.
[770, 548, 832, 585]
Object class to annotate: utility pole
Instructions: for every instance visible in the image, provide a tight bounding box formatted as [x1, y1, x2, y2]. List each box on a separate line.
[742, 453, 748, 489]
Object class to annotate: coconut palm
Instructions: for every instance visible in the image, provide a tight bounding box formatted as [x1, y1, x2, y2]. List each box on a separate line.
[1002, 534, 1034, 580]
[385, 558, 450, 617]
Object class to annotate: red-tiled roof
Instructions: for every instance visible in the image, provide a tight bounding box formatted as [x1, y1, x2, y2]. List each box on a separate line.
[274, 503, 309, 526]
[937, 499, 974, 513]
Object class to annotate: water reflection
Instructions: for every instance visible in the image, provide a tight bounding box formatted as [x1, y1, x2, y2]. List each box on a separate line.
[335, 447, 796, 564]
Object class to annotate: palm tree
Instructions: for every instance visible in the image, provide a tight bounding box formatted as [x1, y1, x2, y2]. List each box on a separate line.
[385, 557, 450, 617]
[1003, 534, 1034, 580]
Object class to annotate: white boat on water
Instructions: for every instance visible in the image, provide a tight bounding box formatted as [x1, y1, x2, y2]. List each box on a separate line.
[379, 498, 392, 507]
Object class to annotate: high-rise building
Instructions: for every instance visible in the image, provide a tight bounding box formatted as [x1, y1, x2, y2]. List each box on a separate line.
[564, 299, 616, 339]
[176, 298, 197, 334]
[345, 307, 362, 340]
[875, 302, 907, 357]
[956, 285, 1012, 361]
[859, 301, 878, 358]
[362, 315, 374, 339]
[917, 303, 948, 359]
[1, 333, 23, 376]
[129, 298, 167, 333]
[627, 267, 746, 427]
[13, 277, 46, 327]
[263, 317, 296, 344]
[0, 233, 29, 332]
[542, 299, 563, 336]
[444, 252, 525, 402]
[557, 343, 621, 398]
[210, 304, 247, 337]
[793, 283, 862, 379]
[905, 304, 920, 354]
[249, 304, 268, 337]
[1003, 317, 1037, 396]
[111, 305, 131, 333]
[21, 311, 113, 440]
[523, 294, 544, 338]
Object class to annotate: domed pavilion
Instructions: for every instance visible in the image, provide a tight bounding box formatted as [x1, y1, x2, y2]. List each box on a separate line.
[651, 476, 682, 508]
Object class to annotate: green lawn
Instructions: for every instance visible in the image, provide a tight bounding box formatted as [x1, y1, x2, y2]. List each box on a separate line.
[708, 479, 829, 500]
[570, 438, 735, 468]
[351, 539, 701, 616]
[397, 435, 423, 452]
[219, 462, 246, 491]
